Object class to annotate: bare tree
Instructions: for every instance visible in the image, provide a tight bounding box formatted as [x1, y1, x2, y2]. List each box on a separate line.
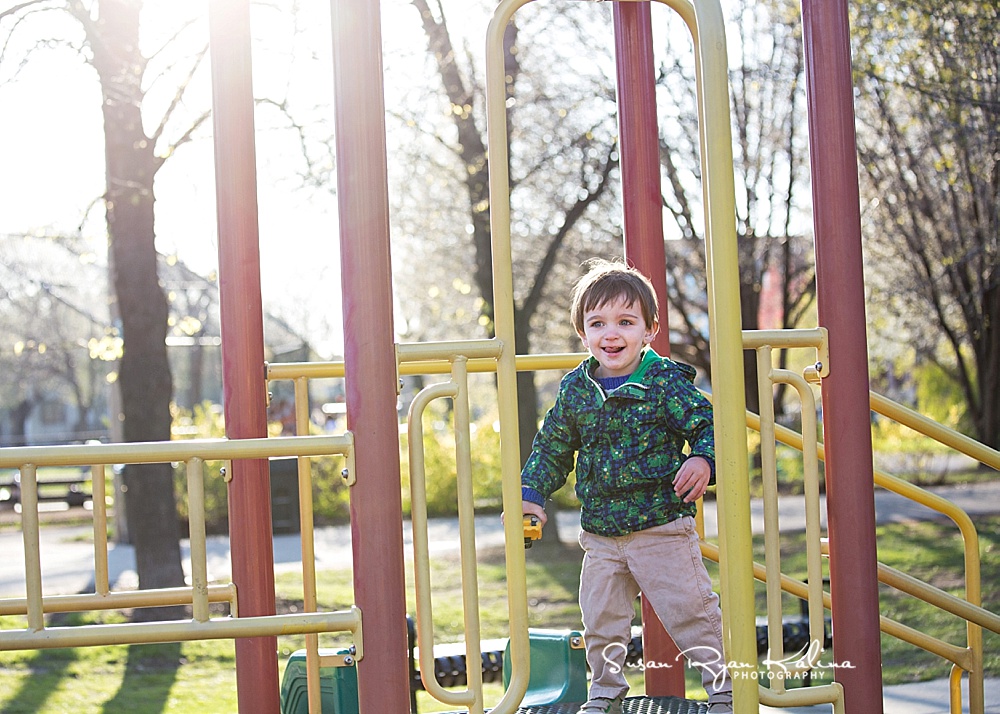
[852, 0, 999, 449]
[396, 0, 622, 463]
[0, 0, 212, 613]
[0, 234, 111, 444]
[655, 0, 816, 416]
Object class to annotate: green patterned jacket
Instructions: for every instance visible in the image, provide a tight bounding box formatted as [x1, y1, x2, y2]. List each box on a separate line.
[521, 348, 715, 537]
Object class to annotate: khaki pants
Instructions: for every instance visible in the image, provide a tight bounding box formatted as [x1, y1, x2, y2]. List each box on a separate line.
[578, 516, 732, 702]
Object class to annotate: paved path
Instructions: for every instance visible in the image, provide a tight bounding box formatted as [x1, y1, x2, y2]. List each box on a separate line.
[2, 481, 998, 597]
[0, 480, 997, 713]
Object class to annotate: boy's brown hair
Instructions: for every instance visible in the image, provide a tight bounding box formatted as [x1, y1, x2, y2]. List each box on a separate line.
[570, 259, 660, 335]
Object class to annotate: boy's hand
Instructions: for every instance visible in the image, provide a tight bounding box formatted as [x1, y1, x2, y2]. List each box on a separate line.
[520, 500, 548, 527]
[674, 456, 712, 503]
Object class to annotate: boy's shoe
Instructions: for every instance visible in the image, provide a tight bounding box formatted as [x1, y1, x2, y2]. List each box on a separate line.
[707, 702, 734, 713]
[577, 696, 624, 714]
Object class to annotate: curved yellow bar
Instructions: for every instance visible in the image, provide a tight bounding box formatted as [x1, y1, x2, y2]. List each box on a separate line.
[485, 0, 540, 709]
[407, 381, 476, 708]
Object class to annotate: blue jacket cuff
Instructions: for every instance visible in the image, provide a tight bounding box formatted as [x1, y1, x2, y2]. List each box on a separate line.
[521, 487, 546, 506]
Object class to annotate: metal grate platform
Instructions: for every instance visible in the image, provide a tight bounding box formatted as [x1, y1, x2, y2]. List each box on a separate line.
[481, 696, 708, 714]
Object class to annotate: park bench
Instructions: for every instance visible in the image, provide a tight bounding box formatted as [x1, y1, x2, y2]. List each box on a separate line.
[0, 470, 92, 509]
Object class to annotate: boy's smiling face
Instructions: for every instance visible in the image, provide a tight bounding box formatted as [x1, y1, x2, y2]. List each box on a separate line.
[579, 296, 658, 378]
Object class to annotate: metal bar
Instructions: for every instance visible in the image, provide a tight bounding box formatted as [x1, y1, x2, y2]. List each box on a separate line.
[91, 464, 110, 596]
[396, 340, 501, 363]
[876, 563, 1000, 635]
[186, 457, 210, 623]
[758, 347, 788, 692]
[870, 392, 1000, 471]
[485, 1, 538, 711]
[453, 358, 486, 714]
[268, 352, 587, 381]
[951, 665, 964, 714]
[0, 608, 362, 651]
[20, 465, 43, 632]
[0, 435, 355, 469]
[0, 585, 236, 617]
[772, 370, 826, 671]
[742, 328, 829, 378]
[292, 376, 323, 714]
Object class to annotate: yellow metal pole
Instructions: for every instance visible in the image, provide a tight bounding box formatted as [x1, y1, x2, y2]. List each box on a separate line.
[20, 464, 44, 632]
[292, 376, 322, 714]
[773, 370, 826, 668]
[870, 392, 1000, 470]
[91, 464, 110, 596]
[485, 0, 536, 710]
[453, 357, 486, 714]
[0, 608, 363, 651]
[756, 347, 788, 692]
[0, 435, 356, 469]
[186, 457, 210, 623]
[0, 586, 236, 617]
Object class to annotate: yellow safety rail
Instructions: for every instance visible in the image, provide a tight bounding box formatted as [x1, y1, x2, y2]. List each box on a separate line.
[406, 347, 497, 714]
[733, 338, 999, 714]
[741, 330, 845, 712]
[269, 328, 998, 714]
[268, 339, 531, 714]
[0, 436, 361, 656]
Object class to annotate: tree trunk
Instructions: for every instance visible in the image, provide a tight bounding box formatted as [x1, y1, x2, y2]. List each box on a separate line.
[976, 281, 1000, 450]
[92, 0, 185, 615]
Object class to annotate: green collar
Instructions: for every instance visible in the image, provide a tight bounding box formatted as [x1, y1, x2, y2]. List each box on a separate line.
[586, 347, 660, 386]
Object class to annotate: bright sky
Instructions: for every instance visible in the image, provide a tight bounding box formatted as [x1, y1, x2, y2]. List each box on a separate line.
[0, 0, 723, 357]
[0, 0, 506, 357]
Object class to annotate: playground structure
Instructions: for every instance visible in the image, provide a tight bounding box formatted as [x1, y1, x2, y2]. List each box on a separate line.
[0, 0, 999, 713]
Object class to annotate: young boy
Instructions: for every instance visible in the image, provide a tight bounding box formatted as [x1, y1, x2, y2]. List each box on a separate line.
[520, 260, 733, 714]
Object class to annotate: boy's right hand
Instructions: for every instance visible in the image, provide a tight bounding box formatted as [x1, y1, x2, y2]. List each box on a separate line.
[521, 500, 547, 527]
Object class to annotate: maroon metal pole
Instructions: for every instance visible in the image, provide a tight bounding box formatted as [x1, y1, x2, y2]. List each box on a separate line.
[800, 0, 884, 710]
[613, 2, 686, 698]
[207, 0, 279, 711]
[330, 0, 412, 711]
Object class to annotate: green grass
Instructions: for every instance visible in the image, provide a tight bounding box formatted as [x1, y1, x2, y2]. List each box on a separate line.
[0, 516, 997, 712]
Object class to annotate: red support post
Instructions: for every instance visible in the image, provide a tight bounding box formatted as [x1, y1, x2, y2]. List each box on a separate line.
[207, 0, 279, 711]
[800, 0, 885, 710]
[330, 0, 412, 712]
[613, 2, 686, 698]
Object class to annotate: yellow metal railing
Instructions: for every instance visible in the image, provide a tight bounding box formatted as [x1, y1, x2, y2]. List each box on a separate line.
[741, 330, 845, 712]
[406, 350, 493, 714]
[0, 436, 361, 655]
[268, 339, 530, 714]
[269, 329, 997, 714]
[734, 330, 999, 714]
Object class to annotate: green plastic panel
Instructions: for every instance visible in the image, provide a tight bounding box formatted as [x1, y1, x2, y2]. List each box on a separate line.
[503, 629, 589, 707]
[279, 649, 360, 714]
